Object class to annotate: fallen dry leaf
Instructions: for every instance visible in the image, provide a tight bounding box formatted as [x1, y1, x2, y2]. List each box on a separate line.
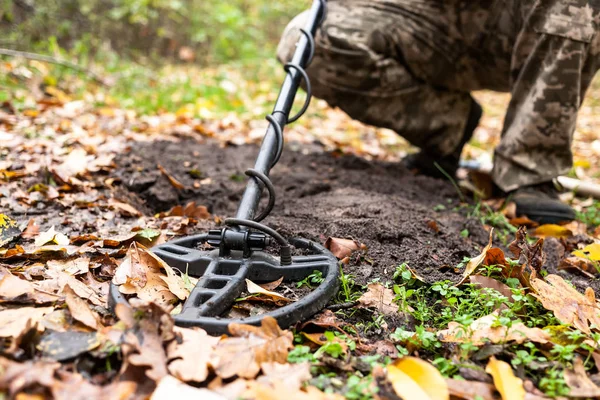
[358, 282, 405, 315]
[530, 274, 600, 334]
[212, 316, 294, 379]
[64, 284, 101, 330]
[167, 326, 220, 382]
[573, 243, 600, 261]
[446, 379, 496, 400]
[158, 164, 185, 189]
[246, 279, 292, 305]
[0, 306, 53, 337]
[485, 357, 525, 400]
[564, 357, 600, 398]
[113, 242, 186, 307]
[457, 228, 493, 285]
[438, 312, 550, 346]
[151, 375, 226, 400]
[109, 198, 142, 217]
[387, 357, 449, 400]
[34, 225, 70, 247]
[324, 237, 364, 259]
[532, 224, 573, 239]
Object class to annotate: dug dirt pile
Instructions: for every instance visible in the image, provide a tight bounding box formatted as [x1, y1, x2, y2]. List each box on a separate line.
[116, 140, 490, 285]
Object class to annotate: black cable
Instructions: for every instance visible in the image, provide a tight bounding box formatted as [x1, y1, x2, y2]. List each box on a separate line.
[284, 63, 312, 124]
[245, 169, 276, 223]
[299, 28, 316, 66]
[224, 218, 292, 265]
[266, 115, 284, 168]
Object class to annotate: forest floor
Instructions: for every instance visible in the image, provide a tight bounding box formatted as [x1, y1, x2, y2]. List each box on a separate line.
[2, 58, 600, 400]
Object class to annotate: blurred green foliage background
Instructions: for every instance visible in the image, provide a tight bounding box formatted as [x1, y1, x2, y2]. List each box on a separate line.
[0, 0, 313, 118]
[0, 0, 306, 64]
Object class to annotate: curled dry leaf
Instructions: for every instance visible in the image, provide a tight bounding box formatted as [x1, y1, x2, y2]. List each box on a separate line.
[324, 237, 364, 259]
[34, 225, 70, 247]
[108, 198, 142, 217]
[485, 357, 525, 400]
[457, 228, 493, 285]
[358, 282, 407, 315]
[559, 256, 597, 278]
[113, 242, 187, 307]
[212, 316, 294, 379]
[387, 357, 449, 400]
[564, 357, 600, 398]
[63, 284, 101, 330]
[438, 312, 550, 346]
[167, 326, 220, 383]
[158, 164, 185, 190]
[246, 279, 292, 305]
[530, 274, 600, 334]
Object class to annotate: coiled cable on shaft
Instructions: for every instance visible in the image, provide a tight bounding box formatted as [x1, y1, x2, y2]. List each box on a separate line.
[225, 1, 324, 265]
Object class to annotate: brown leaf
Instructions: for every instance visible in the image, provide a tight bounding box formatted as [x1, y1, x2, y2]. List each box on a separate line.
[531, 274, 600, 334]
[119, 301, 173, 382]
[21, 219, 40, 239]
[246, 279, 292, 305]
[64, 284, 101, 330]
[564, 357, 600, 398]
[299, 309, 344, 333]
[469, 275, 514, 301]
[167, 326, 220, 383]
[259, 276, 284, 291]
[0, 357, 60, 397]
[0, 266, 35, 299]
[0, 306, 53, 337]
[457, 229, 494, 285]
[109, 198, 142, 217]
[212, 316, 294, 379]
[158, 164, 185, 190]
[324, 237, 362, 259]
[439, 312, 550, 346]
[358, 283, 402, 316]
[558, 256, 597, 278]
[446, 379, 496, 400]
[113, 242, 184, 307]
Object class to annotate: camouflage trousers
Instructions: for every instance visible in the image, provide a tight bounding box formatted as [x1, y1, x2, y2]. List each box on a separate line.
[277, 0, 600, 191]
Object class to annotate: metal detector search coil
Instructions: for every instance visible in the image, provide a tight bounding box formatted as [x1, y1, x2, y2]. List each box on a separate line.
[109, 0, 339, 335]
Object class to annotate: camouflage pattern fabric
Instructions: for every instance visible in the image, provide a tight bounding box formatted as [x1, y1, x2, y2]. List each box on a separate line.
[277, 0, 600, 192]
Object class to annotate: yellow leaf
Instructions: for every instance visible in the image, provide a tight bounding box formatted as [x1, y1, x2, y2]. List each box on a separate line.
[532, 224, 573, 238]
[34, 226, 70, 247]
[485, 357, 525, 400]
[387, 357, 449, 400]
[457, 229, 493, 285]
[573, 243, 600, 261]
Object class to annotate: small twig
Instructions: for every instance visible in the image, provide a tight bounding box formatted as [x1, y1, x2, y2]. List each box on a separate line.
[327, 301, 358, 311]
[0, 48, 107, 86]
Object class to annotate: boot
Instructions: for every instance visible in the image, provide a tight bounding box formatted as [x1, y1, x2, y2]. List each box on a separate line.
[403, 97, 483, 178]
[512, 182, 576, 225]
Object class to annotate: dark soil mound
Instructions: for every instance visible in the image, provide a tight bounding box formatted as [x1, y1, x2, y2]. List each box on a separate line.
[116, 140, 490, 285]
